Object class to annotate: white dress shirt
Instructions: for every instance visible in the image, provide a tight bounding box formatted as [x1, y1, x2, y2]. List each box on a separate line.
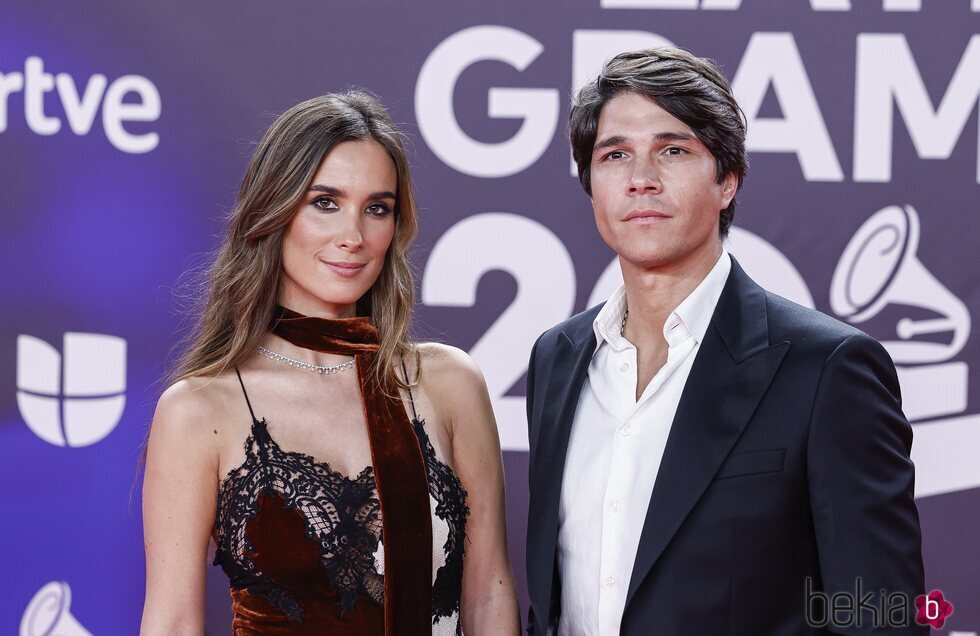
[556, 252, 732, 635]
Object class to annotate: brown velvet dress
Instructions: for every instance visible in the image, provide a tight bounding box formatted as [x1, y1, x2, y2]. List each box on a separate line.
[213, 413, 468, 635]
[212, 313, 468, 635]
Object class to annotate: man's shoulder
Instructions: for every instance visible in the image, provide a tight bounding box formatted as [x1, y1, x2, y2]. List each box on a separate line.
[534, 303, 605, 353]
[762, 290, 880, 356]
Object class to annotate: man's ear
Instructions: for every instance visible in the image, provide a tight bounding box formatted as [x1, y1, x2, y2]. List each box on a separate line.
[720, 171, 738, 208]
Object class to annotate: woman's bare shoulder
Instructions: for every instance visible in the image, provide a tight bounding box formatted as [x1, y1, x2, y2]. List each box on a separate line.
[157, 372, 235, 414]
[416, 342, 483, 382]
[152, 371, 244, 440]
[414, 342, 490, 416]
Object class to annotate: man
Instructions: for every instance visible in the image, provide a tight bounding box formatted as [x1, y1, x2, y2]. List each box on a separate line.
[525, 48, 925, 635]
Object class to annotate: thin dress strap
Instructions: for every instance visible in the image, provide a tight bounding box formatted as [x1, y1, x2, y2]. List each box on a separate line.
[234, 367, 259, 423]
[400, 358, 418, 421]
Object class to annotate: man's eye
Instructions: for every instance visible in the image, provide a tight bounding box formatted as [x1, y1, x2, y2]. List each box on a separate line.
[311, 196, 339, 211]
[605, 150, 627, 160]
[664, 146, 686, 156]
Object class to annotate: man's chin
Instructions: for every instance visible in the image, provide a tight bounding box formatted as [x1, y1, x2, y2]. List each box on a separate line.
[618, 250, 677, 272]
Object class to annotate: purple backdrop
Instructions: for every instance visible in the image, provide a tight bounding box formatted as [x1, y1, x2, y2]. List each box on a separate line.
[2, 0, 978, 633]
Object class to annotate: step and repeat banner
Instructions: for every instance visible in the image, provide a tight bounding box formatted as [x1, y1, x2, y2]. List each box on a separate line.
[2, 0, 978, 633]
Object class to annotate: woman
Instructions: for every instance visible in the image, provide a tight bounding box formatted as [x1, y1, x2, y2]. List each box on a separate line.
[140, 91, 520, 635]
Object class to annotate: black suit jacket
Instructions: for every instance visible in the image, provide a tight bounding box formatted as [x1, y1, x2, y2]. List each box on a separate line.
[525, 258, 925, 635]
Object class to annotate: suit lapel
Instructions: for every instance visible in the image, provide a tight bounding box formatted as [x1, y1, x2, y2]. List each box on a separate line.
[527, 307, 601, 629]
[625, 259, 790, 606]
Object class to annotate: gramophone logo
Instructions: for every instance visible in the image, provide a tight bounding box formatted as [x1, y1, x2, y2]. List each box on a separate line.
[20, 581, 91, 636]
[16, 332, 127, 447]
[831, 204, 970, 422]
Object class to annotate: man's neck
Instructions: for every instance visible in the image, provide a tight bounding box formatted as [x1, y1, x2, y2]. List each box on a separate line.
[620, 242, 723, 344]
[620, 242, 723, 400]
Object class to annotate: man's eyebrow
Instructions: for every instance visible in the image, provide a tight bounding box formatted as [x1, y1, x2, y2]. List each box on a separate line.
[593, 135, 629, 154]
[309, 184, 396, 200]
[653, 131, 699, 143]
[593, 131, 699, 155]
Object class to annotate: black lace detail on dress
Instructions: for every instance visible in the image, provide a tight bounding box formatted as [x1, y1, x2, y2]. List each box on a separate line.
[213, 418, 383, 621]
[413, 417, 470, 628]
[213, 415, 469, 628]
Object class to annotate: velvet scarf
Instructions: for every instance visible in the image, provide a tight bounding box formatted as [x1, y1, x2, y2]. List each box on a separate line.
[271, 306, 432, 635]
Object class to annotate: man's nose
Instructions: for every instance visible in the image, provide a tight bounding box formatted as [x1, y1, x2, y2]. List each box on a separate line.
[628, 156, 662, 194]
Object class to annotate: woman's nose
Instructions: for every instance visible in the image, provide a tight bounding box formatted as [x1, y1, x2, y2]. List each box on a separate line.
[335, 214, 364, 250]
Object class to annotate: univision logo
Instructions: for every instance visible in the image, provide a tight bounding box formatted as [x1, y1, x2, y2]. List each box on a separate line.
[16, 332, 126, 447]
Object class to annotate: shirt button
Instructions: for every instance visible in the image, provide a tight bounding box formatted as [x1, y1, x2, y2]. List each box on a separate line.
[619, 362, 630, 373]
[610, 500, 621, 513]
[620, 425, 632, 437]
[605, 577, 616, 588]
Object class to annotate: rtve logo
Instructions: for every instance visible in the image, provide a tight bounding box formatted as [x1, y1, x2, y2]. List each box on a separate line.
[0, 56, 161, 153]
[16, 332, 126, 447]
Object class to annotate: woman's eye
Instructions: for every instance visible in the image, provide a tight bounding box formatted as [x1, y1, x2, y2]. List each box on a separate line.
[366, 202, 392, 217]
[311, 196, 339, 211]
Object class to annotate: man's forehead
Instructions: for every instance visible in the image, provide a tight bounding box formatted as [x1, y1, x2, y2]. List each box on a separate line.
[595, 92, 695, 138]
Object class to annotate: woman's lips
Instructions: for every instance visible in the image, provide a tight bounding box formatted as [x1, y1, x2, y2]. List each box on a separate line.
[321, 261, 366, 278]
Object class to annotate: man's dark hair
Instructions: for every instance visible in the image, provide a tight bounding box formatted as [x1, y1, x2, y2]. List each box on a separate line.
[569, 47, 747, 238]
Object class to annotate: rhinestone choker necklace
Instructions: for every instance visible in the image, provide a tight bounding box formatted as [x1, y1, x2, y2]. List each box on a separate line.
[257, 345, 356, 375]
